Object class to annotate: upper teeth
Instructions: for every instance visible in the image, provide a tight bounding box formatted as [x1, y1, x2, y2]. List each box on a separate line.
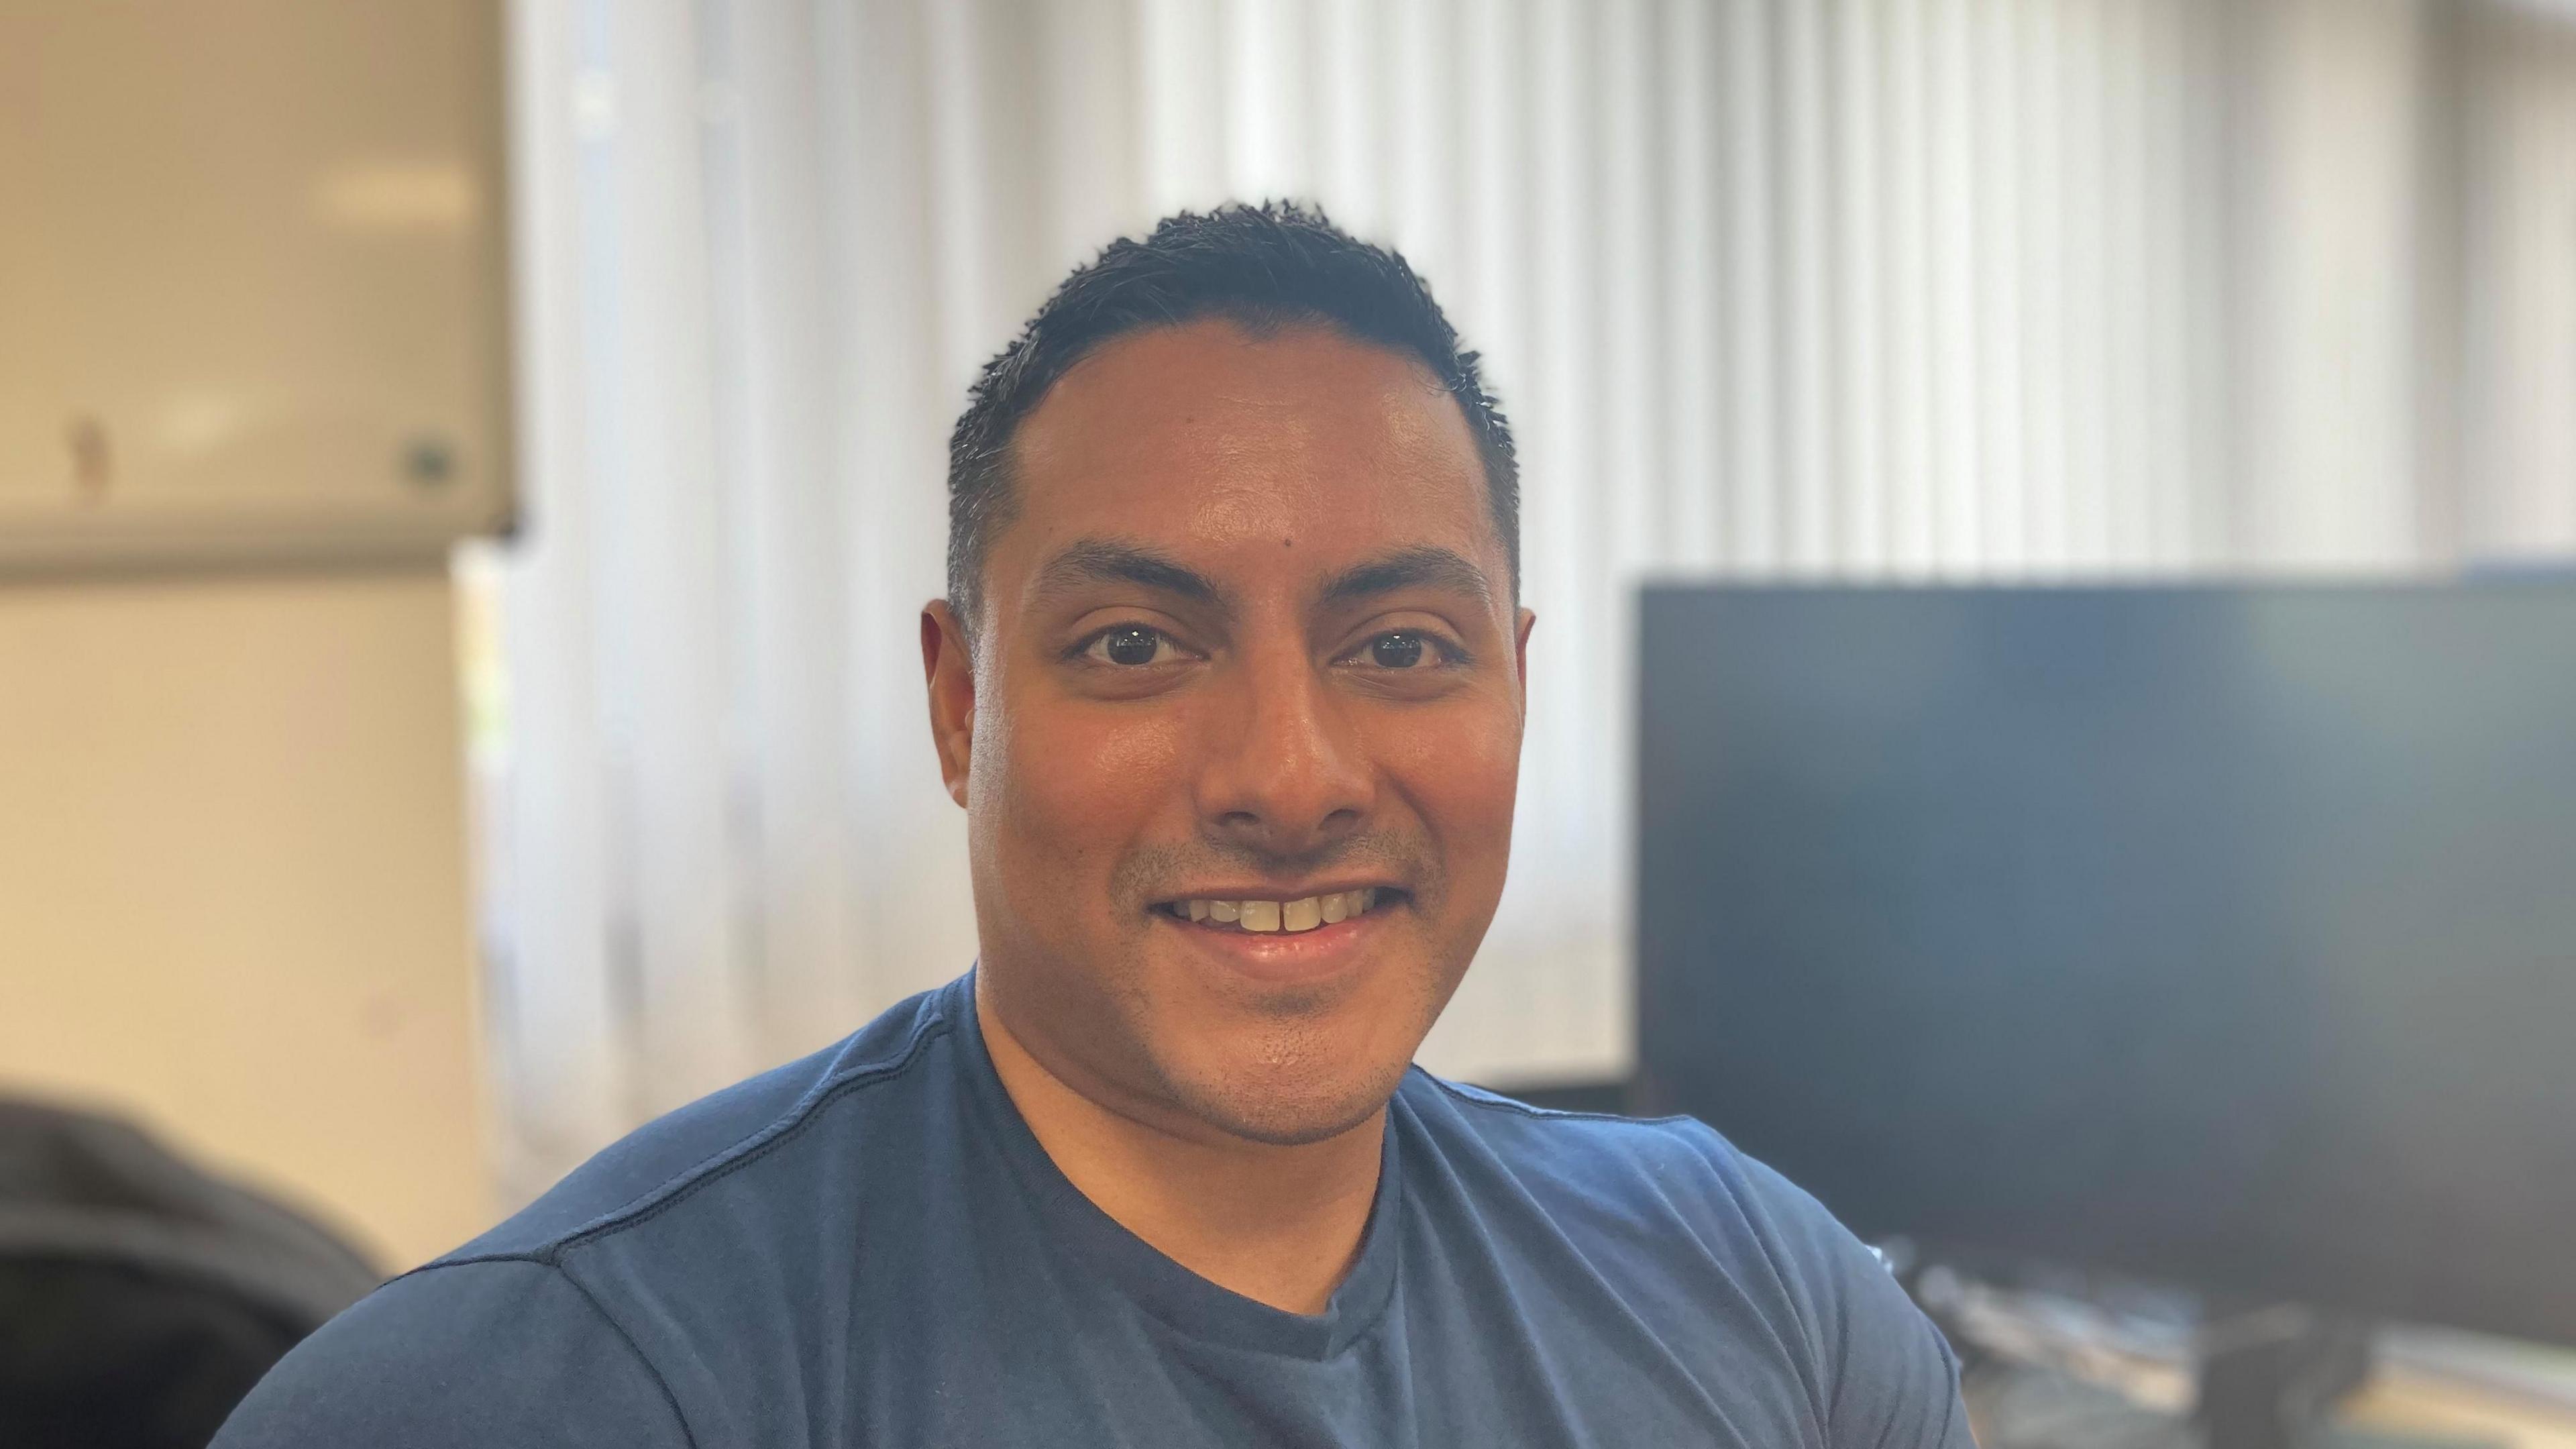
[1183, 889, 1381, 933]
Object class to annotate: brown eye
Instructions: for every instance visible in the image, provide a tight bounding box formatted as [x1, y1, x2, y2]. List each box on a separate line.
[1369, 632, 1426, 669]
[1094, 626, 1167, 666]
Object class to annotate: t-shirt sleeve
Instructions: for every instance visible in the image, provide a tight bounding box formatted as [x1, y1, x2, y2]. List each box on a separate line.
[211, 1256, 694, 1449]
[1733, 1154, 1976, 1449]
[1815, 1234, 1974, 1449]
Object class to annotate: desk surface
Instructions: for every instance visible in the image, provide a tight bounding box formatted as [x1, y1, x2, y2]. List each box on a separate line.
[1952, 1293, 2576, 1449]
[2347, 1368, 2576, 1449]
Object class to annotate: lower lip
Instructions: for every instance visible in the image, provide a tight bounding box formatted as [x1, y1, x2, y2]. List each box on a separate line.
[1156, 904, 1397, 987]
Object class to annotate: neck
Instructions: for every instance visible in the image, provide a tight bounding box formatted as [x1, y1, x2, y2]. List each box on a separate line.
[975, 983, 1385, 1316]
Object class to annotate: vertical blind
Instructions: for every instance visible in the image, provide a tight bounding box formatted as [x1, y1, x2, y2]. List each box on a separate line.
[482, 0, 2576, 1199]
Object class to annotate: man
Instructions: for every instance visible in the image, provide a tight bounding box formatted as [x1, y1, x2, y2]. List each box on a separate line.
[217, 203, 1972, 1447]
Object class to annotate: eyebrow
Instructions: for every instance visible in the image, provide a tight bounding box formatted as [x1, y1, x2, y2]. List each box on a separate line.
[1027, 539, 1497, 618]
[1318, 546, 1496, 610]
[1030, 539, 1228, 612]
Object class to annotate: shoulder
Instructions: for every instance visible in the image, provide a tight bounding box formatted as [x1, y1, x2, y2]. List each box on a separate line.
[1398, 1072, 1972, 1448]
[212, 1257, 689, 1447]
[445, 977, 969, 1265]
[219, 977, 979, 1448]
[1397, 1070, 1820, 1238]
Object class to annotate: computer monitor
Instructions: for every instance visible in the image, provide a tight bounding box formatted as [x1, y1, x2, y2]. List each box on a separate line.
[1633, 580, 2576, 1348]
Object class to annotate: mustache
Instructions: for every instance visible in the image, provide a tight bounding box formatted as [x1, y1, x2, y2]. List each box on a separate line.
[1112, 833, 1440, 903]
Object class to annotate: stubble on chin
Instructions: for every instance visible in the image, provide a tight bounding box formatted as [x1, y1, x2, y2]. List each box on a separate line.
[1132, 943, 1464, 1148]
[1152, 1028, 1410, 1147]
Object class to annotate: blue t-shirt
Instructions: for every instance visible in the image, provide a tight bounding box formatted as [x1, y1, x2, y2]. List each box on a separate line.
[216, 972, 1970, 1447]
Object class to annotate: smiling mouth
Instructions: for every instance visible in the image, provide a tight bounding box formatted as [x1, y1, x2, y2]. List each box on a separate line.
[1155, 888, 1404, 934]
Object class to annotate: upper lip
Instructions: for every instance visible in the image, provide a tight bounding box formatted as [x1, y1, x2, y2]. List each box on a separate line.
[1154, 880, 1405, 904]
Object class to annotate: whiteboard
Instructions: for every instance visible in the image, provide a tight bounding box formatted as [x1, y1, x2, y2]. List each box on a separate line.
[0, 0, 514, 571]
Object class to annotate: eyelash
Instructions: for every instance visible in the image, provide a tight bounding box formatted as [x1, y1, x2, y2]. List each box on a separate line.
[1341, 629, 1470, 671]
[1069, 624, 1192, 667]
[1065, 625, 1471, 670]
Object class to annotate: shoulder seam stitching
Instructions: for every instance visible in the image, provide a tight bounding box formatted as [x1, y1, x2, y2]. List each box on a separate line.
[360, 1256, 701, 1447]
[557, 1016, 959, 1252]
[553, 1258, 702, 1449]
[425, 1009, 958, 1271]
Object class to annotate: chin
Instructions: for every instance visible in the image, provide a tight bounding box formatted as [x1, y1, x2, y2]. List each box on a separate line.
[1140, 959, 1455, 1146]
[1157, 1047, 1415, 1147]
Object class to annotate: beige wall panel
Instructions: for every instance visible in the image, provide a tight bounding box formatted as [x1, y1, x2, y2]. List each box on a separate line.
[0, 569, 486, 1269]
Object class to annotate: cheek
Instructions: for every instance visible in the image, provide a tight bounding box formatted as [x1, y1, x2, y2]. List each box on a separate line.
[989, 694, 1189, 877]
[1375, 700, 1523, 879]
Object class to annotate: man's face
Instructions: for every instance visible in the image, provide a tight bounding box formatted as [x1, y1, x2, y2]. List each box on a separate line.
[922, 317, 1534, 1148]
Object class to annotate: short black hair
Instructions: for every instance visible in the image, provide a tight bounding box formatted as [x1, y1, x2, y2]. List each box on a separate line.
[945, 201, 1518, 633]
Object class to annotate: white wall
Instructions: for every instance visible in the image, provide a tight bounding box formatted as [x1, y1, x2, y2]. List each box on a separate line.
[0, 569, 487, 1270]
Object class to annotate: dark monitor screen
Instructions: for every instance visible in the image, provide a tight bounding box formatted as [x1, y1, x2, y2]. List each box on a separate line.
[1634, 581, 2576, 1347]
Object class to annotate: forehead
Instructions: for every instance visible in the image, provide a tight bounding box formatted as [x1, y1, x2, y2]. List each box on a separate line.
[997, 319, 1499, 594]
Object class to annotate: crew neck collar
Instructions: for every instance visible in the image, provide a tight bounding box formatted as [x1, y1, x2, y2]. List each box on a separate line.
[943, 971, 1402, 1362]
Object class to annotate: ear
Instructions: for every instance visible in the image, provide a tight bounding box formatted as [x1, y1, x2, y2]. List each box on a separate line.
[1513, 606, 1537, 718]
[921, 600, 977, 809]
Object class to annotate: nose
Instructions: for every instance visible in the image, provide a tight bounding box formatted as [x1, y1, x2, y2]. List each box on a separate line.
[1197, 641, 1373, 859]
